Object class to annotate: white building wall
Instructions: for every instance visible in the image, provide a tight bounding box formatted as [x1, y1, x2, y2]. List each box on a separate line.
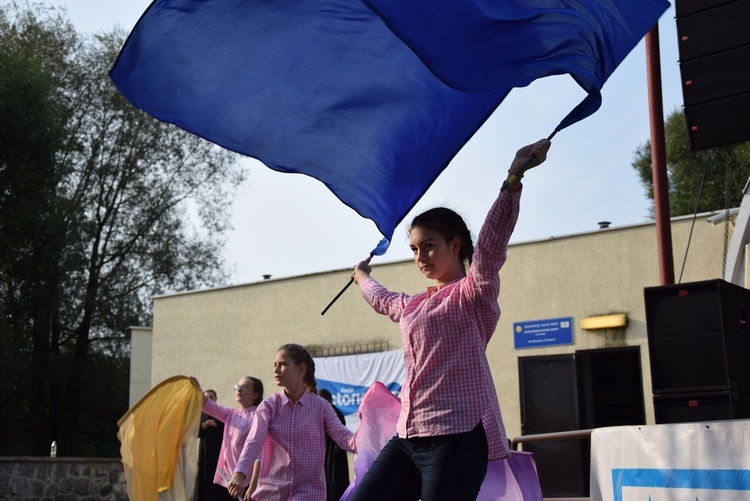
[140, 210, 732, 440]
[128, 326, 153, 407]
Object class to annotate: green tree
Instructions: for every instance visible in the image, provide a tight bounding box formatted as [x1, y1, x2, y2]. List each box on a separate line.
[632, 108, 750, 217]
[0, 2, 244, 456]
[0, 1, 71, 456]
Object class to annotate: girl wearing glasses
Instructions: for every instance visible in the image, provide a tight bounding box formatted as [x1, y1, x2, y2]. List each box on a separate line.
[200, 376, 264, 500]
[227, 344, 356, 500]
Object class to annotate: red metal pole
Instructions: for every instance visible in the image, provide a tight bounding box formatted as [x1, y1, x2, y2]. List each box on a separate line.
[645, 25, 675, 285]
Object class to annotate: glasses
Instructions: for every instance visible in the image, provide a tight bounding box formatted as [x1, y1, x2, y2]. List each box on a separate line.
[234, 384, 250, 392]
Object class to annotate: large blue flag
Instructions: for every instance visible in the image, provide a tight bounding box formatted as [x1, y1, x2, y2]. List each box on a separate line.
[364, 0, 670, 130]
[110, 0, 668, 253]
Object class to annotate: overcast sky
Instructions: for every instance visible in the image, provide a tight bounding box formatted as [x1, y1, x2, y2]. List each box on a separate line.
[45, 0, 685, 288]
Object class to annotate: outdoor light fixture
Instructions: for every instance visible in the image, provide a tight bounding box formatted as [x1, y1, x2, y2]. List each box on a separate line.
[580, 314, 627, 330]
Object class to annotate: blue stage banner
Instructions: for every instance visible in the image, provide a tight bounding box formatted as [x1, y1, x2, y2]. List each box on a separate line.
[315, 349, 405, 432]
[513, 317, 573, 349]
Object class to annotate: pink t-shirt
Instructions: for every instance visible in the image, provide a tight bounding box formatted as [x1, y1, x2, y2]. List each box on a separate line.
[360, 187, 521, 461]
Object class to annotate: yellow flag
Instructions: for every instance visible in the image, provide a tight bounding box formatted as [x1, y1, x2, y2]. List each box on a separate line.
[118, 376, 202, 501]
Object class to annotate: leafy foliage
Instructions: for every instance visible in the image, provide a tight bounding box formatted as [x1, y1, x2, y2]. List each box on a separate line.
[632, 108, 750, 218]
[0, 2, 244, 456]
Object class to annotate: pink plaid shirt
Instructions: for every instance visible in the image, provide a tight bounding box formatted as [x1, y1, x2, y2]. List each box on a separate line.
[236, 390, 356, 501]
[360, 187, 521, 461]
[202, 399, 256, 487]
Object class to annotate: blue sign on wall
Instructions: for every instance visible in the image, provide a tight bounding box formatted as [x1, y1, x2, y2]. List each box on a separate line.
[514, 317, 573, 349]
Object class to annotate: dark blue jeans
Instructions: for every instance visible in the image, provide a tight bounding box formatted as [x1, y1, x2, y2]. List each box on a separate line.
[348, 421, 488, 501]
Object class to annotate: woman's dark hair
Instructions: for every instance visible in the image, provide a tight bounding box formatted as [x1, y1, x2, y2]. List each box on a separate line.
[318, 388, 333, 403]
[410, 207, 474, 270]
[278, 343, 316, 394]
[243, 376, 264, 406]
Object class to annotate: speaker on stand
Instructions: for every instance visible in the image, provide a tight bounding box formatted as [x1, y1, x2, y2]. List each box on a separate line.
[644, 279, 750, 423]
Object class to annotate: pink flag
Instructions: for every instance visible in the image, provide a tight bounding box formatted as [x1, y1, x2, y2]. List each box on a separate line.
[344, 382, 543, 500]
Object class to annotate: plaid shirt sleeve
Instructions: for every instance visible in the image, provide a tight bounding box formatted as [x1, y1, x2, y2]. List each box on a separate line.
[360, 277, 410, 322]
[202, 397, 232, 423]
[465, 186, 522, 344]
[323, 403, 356, 452]
[235, 400, 272, 477]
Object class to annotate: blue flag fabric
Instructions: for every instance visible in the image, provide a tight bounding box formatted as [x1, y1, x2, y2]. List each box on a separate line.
[364, 0, 670, 130]
[110, 0, 668, 253]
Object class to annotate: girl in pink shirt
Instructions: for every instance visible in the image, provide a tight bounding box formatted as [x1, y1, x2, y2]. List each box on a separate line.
[228, 343, 356, 501]
[200, 376, 264, 500]
[350, 140, 551, 501]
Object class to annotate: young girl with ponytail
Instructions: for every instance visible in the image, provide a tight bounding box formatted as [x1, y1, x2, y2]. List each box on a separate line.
[228, 343, 355, 501]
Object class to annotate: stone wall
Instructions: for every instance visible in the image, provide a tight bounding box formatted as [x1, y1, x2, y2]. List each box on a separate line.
[0, 457, 128, 501]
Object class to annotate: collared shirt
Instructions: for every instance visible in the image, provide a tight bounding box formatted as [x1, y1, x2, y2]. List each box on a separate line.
[360, 187, 521, 461]
[236, 390, 356, 501]
[202, 399, 256, 487]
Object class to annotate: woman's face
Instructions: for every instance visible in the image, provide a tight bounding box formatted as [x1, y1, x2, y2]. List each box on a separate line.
[409, 227, 463, 285]
[234, 378, 258, 408]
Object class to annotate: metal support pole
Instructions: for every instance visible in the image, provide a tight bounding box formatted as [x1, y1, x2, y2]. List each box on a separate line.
[645, 25, 675, 285]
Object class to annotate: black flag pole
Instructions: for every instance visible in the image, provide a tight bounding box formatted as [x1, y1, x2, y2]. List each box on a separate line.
[321, 278, 354, 315]
[321, 254, 372, 315]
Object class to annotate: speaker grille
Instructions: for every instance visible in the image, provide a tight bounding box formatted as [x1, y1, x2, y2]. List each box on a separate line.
[653, 390, 750, 423]
[644, 279, 750, 394]
[675, 0, 750, 150]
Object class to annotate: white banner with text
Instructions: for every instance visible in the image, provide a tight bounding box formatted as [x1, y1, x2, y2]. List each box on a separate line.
[315, 349, 405, 432]
[590, 420, 750, 500]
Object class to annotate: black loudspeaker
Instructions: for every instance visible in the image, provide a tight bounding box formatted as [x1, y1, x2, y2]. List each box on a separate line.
[644, 279, 750, 394]
[653, 390, 750, 423]
[676, 0, 750, 151]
